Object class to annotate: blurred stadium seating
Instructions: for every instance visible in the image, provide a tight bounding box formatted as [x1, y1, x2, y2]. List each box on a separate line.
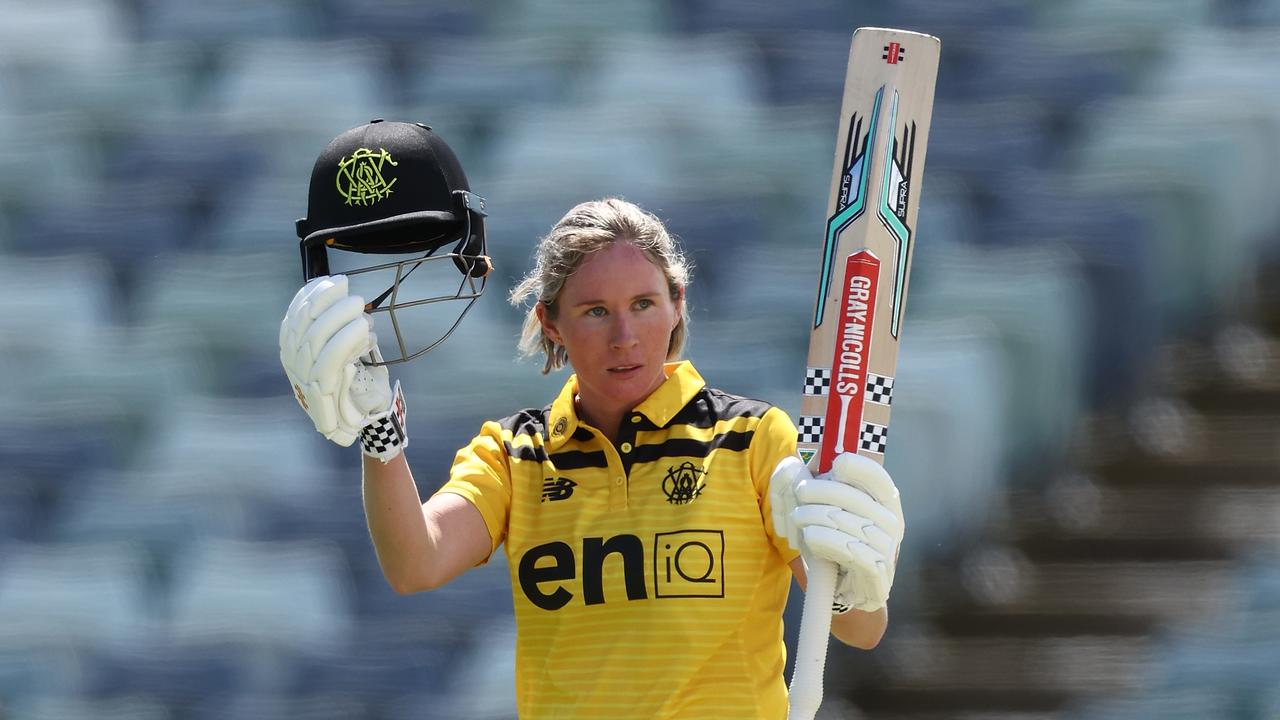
[0, 1, 1276, 719]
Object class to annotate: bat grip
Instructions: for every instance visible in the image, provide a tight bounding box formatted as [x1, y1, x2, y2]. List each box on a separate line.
[789, 554, 838, 720]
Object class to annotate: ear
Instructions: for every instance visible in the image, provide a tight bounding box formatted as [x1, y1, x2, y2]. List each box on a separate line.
[672, 287, 685, 330]
[535, 302, 563, 346]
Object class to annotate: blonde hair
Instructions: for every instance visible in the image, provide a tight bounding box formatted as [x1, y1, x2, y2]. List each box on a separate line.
[510, 198, 692, 374]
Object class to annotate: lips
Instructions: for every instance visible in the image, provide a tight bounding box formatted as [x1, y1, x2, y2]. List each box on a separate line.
[608, 364, 641, 374]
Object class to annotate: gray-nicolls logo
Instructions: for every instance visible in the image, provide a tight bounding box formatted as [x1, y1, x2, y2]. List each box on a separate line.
[541, 477, 577, 502]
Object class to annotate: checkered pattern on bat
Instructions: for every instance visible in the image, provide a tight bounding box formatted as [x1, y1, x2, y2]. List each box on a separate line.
[797, 415, 824, 445]
[865, 373, 894, 405]
[859, 421, 888, 455]
[803, 367, 831, 397]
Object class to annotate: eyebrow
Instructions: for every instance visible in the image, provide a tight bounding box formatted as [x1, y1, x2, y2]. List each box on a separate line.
[571, 292, 661, 308]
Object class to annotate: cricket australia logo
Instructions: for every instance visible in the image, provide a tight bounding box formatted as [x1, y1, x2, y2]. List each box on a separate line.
[541, 477, 577, 502]
[662, 462, 707, 505]
[336, 147, 398, 206]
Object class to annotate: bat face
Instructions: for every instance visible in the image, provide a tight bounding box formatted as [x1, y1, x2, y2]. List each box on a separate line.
[799, 28, 940, 475]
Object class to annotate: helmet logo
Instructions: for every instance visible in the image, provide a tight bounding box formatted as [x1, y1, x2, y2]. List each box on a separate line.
[336, 147, 398, 206]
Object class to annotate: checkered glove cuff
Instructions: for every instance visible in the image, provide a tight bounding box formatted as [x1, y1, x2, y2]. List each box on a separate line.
[360, 381, 407, 463]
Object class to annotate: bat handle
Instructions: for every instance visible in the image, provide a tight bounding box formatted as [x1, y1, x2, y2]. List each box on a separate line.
[789, 554, 838, 720]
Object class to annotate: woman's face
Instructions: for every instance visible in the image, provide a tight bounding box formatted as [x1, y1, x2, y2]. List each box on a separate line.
[538, 242, 683, 427]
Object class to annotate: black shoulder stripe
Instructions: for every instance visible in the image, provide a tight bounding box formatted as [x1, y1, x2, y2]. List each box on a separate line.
[704, 389, 773, 420]
[668, 389, 774, 429]
[505, 442, 549, 463]
[630, 430, 754, 465]
[496, 407, 551, 442]
[550, 449, 609, 470]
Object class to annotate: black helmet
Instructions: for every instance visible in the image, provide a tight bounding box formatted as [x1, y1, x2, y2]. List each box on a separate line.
[295, 119, 491, 365]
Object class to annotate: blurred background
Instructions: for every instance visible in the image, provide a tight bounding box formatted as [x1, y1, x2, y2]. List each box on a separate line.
[1, 1, 1279, 719]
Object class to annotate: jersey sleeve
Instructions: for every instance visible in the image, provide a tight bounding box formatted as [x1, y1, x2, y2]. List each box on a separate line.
[434, 420, 514, 558]
[750, 405, 802, 563]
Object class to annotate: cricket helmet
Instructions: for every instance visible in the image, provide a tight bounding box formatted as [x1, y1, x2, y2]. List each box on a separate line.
[295, 119, 491, 365]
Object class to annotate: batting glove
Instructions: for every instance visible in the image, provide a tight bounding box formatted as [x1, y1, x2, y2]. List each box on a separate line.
[770, 452, 905, 613]
[279, 275, 407, 462]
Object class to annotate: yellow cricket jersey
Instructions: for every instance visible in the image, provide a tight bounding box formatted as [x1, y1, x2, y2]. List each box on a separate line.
[437, 361, 801, 719]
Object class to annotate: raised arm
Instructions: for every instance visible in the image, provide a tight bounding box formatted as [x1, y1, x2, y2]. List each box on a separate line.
[362, 452, 491, 594]
[281, 275, 492, 595]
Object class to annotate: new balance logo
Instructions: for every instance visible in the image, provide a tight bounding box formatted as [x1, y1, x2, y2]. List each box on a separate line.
[541, 477, 577, 502]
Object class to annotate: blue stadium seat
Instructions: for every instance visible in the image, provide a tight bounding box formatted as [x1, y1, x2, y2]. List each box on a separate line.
[926, 99, 1052, 191]
[980, 171, 1161, 408]
[248, 483, 373, 579]
[892, 0, 1036, 37]
[384, 615, 516, 720]
[886, 318, 1011, 554]
[754, 31, 852, 106]
[0, 473, 40, 546]
[135, 0, 322, 43]
[132, 251, 298, 367]
[84, 640, 255, 710]
[10, 42, 202, 128]
[105, 122, 270, 215]
[910, 241, 1089, 474]
[9, 695, 174, 720]
[324, 0, 484, 40]
[0, 254, 114, 366]
[943, 28, 1134, 109]
[202, 39, 397, 180]
[196, 692, 371, 720]
[1068, 684, 1234, 720]
[0, 418, 117, 508]
[488, 0, 669, 40]
[676, 0, 872, 35]
[1145, 30, 1280, 242]
[1073, 94, 1273, 335]
[571, 34, 764, 119]
[167, 539, 355, 656]
[129, 393, 333, 503]
[484, 105, 675, 209]
[286, 623, 462, 705]
[0, 0, 129, 68]
[1035, 0, 1215, 41]
[20, 324, 212, 442]
[0, 112, 102, 209]
[0, 542, 154, 650]
[203, 175, 307, 255]
[52, 476, 255, 565]
[12, 182, 199, 289]
[403, 36, 574, 132]
[0, 643, 88, 702]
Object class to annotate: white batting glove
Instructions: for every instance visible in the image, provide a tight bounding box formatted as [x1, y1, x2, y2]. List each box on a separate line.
[279, 275, 406, 461]
[770, 452, 905, 613]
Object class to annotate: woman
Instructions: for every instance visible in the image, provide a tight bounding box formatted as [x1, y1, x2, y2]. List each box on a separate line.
[282, 197, 905, 719]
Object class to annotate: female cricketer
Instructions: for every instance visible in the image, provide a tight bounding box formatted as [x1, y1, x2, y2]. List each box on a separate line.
[280, 121, 905, 719]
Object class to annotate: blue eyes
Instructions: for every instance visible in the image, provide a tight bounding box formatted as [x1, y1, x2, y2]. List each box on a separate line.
[585, 299, 654, 317]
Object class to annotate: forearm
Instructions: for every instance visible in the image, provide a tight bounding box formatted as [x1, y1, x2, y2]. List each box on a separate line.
[830, 605, 887, 649]
[362, 452, 434, 593]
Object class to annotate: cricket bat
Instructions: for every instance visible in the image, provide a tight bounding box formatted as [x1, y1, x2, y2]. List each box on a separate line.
[789, 27, 940, 720]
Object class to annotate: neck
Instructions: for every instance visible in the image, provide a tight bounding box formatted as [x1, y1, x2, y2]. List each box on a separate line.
[575, 395, 624, 444]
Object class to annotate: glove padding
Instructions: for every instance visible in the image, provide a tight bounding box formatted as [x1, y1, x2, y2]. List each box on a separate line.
[770, 452, 905, 613]
[280, 275, 394, 447]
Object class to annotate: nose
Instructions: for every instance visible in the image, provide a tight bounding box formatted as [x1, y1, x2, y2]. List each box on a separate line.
[610, 314, 639, 350]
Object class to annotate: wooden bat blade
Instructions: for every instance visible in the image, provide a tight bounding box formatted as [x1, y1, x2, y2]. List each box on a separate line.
[789, 26, 940, 720]
[799, 27, 940, 476]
